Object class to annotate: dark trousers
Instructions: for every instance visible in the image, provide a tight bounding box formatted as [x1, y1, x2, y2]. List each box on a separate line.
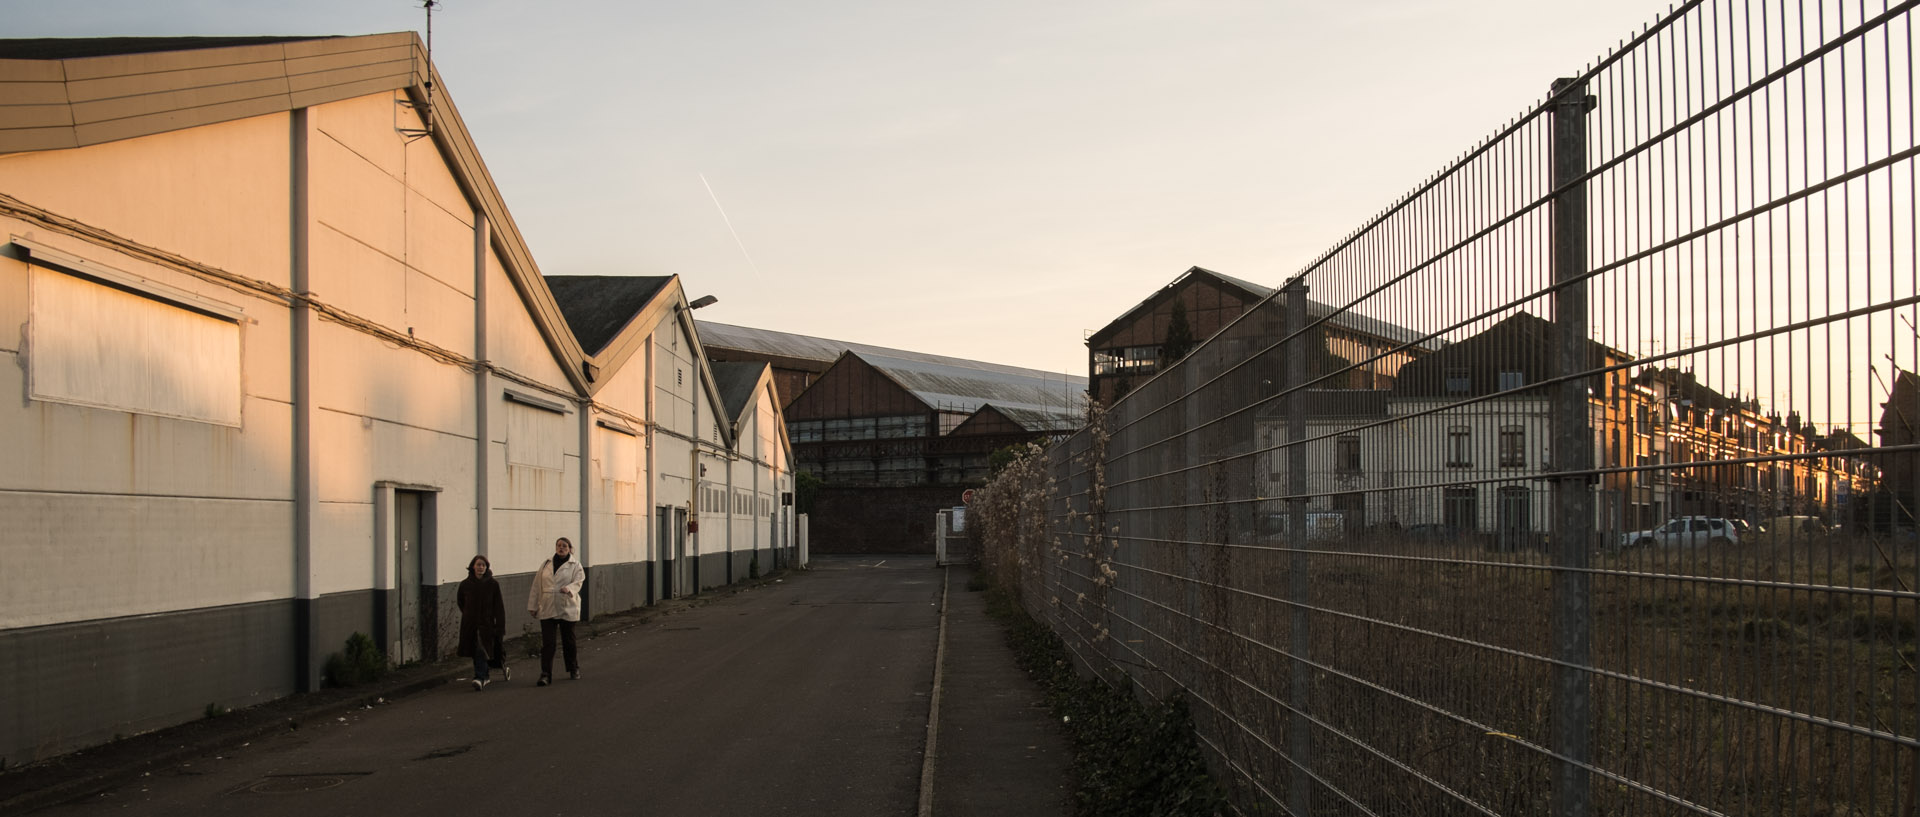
[471, 641, 491, 681]
[540, 618, 577, 676]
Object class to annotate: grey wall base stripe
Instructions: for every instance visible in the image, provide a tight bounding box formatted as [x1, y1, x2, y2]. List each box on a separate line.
[5, 558, 689, 767]
[0, 599, 299, 764]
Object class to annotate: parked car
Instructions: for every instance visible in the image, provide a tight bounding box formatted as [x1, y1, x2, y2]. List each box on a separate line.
[1619, 516, 1744, 548]
[1404, 523, 1460, 541]
[1747, 515, 1833, 546]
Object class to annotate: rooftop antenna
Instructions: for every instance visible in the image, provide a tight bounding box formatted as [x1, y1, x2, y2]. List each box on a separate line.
[399, 0, 439, 142]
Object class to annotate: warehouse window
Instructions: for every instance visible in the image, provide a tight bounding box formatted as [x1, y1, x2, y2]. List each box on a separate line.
[27, 255, 243, 426]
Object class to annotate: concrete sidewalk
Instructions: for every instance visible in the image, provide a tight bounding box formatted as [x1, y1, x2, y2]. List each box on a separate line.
[0, 562, 1073, 816]
[929, 568, 1074, 817]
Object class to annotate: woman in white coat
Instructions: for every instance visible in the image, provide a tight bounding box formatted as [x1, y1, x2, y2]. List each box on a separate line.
[528, 536, 586, 686]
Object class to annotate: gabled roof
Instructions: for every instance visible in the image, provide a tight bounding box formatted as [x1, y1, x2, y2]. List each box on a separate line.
[1087, 265, 1433, 351]
[856, 352, 1083, 428]
[1393, 312, 1627, 398]
[545, 276, 674, 356]
[710, 361, 770, 427]
[0, 34, 598, 393]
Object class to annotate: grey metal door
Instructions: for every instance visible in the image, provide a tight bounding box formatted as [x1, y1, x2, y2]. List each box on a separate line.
[655, 507, 672, 602]
[395, 490, 424, 663]
[674, 507, 689, 597]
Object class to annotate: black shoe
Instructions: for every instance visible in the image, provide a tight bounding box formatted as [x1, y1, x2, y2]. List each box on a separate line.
[502, 666, 511, 682]
[537, 674, 551, 687]
[569, 669, 581, 681]
[471, 679, 483, 691]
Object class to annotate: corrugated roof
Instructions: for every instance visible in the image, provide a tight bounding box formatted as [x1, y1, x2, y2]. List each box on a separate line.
[697, 320, 1090, 383]
[991, 404, 1084, 433]
[544, 275, 673, 356]
[856, 352, 1084, 425]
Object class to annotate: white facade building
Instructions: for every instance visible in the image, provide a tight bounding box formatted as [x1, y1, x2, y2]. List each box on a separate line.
[0, 34, 793, 762]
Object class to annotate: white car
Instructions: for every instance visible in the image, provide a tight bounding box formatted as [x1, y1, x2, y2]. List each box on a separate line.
[1619, 516, 1743, 548]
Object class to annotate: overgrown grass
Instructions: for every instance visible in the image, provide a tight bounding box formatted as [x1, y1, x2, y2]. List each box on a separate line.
[973, 434, 1919, 816]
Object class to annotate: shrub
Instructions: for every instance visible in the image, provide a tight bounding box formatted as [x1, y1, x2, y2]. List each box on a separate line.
[323, 632, 388, 687]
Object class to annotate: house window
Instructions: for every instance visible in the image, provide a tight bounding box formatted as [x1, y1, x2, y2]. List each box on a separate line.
[1447, 426, 1471, 467]
[1337, 436, 1362, 473]
[28, 260, 243, 426]
[1499, 426, 1525, 467]
[1498, 370, 1525, 391]
[1443, 486, 1478, 532]
[1445, 368, 1471, 395]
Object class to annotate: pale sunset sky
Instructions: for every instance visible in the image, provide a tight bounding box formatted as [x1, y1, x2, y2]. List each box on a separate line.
[11, 1, 1677, 376]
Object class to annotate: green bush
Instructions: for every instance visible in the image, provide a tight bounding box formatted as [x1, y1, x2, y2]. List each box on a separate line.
[323, 632, 388, 687]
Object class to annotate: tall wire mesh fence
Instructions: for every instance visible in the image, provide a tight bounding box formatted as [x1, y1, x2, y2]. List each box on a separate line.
[979, 1, 1920, 814]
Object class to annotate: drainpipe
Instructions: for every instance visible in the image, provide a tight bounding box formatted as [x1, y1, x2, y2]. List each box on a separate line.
[290, 108, 320, 692]
[579, 393, 592, 619]
[473, 212, 490, 559]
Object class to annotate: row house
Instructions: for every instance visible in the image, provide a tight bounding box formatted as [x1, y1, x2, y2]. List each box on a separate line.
[1256, 313, 1879, 542]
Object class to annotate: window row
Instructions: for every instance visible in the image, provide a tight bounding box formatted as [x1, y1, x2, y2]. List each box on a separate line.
[789, 415, 929, 442]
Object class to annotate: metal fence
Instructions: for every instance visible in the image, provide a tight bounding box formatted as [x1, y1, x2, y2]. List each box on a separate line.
[989, 1, 1920, 814]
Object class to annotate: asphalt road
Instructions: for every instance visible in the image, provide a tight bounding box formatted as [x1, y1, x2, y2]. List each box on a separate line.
[38, 556, 945, 817]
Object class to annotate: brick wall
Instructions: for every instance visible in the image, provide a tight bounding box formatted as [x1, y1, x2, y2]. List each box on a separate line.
[810, 485, 967, 554]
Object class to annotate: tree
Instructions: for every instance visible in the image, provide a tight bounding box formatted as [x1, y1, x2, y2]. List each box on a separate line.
[1161, 300, 1196, 364]
[989, 443, 1026, 476]
[795, 470, 823, 516]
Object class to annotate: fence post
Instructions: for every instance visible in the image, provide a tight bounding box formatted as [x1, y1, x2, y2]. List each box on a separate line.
[1549, 76, 1595, 817]
[1283, 278, 1313, 817]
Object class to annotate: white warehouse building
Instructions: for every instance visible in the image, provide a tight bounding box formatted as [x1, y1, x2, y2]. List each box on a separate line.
[0, 34, 794, 762]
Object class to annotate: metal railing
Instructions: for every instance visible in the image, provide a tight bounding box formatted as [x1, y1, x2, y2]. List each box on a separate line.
[984, 2, 1920, 814]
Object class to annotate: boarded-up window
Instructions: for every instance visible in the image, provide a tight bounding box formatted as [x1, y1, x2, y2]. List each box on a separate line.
[602, 427, 638, 515]
[29, 265, 242, 426]
[506, 395, 566, 470]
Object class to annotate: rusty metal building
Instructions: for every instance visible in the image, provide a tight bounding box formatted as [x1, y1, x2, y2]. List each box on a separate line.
[694, 321, 1085, 553]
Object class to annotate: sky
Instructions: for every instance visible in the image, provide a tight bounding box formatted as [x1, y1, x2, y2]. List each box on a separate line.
[9, 1, 1679, 377]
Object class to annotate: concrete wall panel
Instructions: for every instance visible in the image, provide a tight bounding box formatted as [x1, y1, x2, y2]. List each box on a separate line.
[311, 498, 375, 596]
[483, 250, 569, 389]
[0, 364, 290, 499]
[312, 224, 409, 333]
[310, 321, 475, 434]
[0, 492, 292, 628]
[313, 91, 408, 179]
[311, 130, 405, 262]
[0, 113, 293, 288]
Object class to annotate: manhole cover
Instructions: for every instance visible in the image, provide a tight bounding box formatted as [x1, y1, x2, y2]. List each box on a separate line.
[232, 772, 369, 794]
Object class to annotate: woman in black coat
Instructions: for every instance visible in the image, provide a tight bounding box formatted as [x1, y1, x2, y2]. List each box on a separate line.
[457, 554, 508, 690]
